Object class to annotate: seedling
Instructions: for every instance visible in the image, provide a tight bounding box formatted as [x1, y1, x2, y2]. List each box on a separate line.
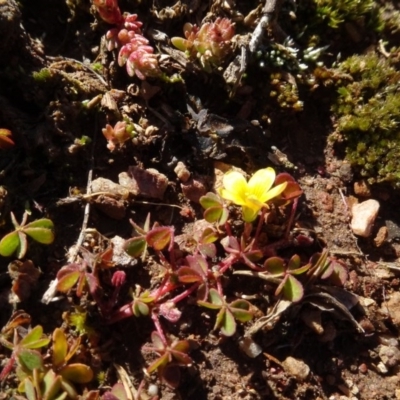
[56, 246, 114, 298]
[142, 331, 192, 388]
[0, 325, 50, 382]
[0, 211, 54, 259]
[199, 192, 229, 225]
[198, 289, 253, 336]
[17, 328, 93, 400]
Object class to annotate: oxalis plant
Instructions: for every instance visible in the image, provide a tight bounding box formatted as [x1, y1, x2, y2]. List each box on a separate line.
[45, 166, 351, 393]
[0, 211, 54, 259]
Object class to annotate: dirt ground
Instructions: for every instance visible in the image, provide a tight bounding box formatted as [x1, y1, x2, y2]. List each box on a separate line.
[1, 0, 400, 399]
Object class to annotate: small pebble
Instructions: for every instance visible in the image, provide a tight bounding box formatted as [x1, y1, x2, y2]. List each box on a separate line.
[351, 199, 380, 237]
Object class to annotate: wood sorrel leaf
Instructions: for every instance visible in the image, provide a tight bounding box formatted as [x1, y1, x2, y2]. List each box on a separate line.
[230, 299, 253, 323]
[161, 364, 181, 389]
[42, 370, 63, 400]
[0, 231, 20, 257]
[282, 275, 304, 302]
[59, 363, 93, 383]
[151, 331, 165, 351]
[178, 266, 202, 283]
[208, 288, 224, 306]
[264, 257, 285, 276]
[204, 206, 223, 223]
[147, 353, 169, 374]
[146, 227, 172, 251]
[133, 300, 150, 316]
[20, 325, 49, 349]
[219, 309, 236, 337]
[23, 219, 55, 244]
[17, 349, 43, 371]
[124, 237, 146, 258]
[200, 192, 222, 209]
[56, 271, 81, 293]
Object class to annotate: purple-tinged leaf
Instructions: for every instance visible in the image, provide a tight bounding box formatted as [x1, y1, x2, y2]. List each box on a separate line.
[288, 254, 301, 270]
[178, 266, 202, 283]
[56, 271, 81, 293]
[147, 353, 169, 374]
[161, 364, 181, 389]
[146, 227, 172, 251]
[199, 192, 223, 209]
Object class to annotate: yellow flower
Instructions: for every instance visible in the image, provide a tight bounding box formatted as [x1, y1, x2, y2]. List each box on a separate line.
[220, 167, 287, 222]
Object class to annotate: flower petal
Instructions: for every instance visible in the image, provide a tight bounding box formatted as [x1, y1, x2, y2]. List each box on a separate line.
[263, 181, 288, 203]
[220, 171, 248, 206]
[247, 168, 275, 203]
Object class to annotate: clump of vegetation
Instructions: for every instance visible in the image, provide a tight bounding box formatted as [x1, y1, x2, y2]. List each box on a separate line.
[312, 0, 380, 29]
[332, 52, 400, 186]
[171, 18, 235, 71]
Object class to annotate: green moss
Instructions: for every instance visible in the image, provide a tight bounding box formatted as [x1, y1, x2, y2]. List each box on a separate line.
[333, 52, 400, 187]
[313, 0, 382, 30]
[32, 68, 52, 82]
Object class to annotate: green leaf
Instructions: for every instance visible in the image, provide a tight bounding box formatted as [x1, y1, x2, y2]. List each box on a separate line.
[24, 218, 54, 230]
[199, 192, 222, 209]
[197, 300, 221, 310]
[133, 300, 150, 317]
[124, 237, 146, 258]
[171, 37, 189, 52]
[230, 300, 253, 323]
[23, 226, 54, 244]
[42, 369, 63, 400]
[0, 231, 20, 257]
[288, 254, 301, 270]
[208, 288, 224, 306]
[56, 272, 80, 293]
[263, 257, 285, 276]
[17, 349, 43, 371]
[147, 353, 169, 374]
[220, 309, 236, 337]
[204, 206, 223, 223]
[146, 227, 172, 251]
[52, 328, 68, 368]
[282, 275, 304, 302]
[23, 377, 36, 400]
[20, 326, 46, 348]
[59, 363, 93, 383]
[231, 308, 253, 323]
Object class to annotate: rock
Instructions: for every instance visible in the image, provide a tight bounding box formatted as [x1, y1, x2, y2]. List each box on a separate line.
[181, 178, 207, 203]
[119, 166, 168, 199]
[379, 345, 400, 368]
[374, 226, 388, 247]
[351, 199, 380, 237]
[282, 356, 310, 381]
[174, 161, 191, 183]
[382, 292, 400, 328]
